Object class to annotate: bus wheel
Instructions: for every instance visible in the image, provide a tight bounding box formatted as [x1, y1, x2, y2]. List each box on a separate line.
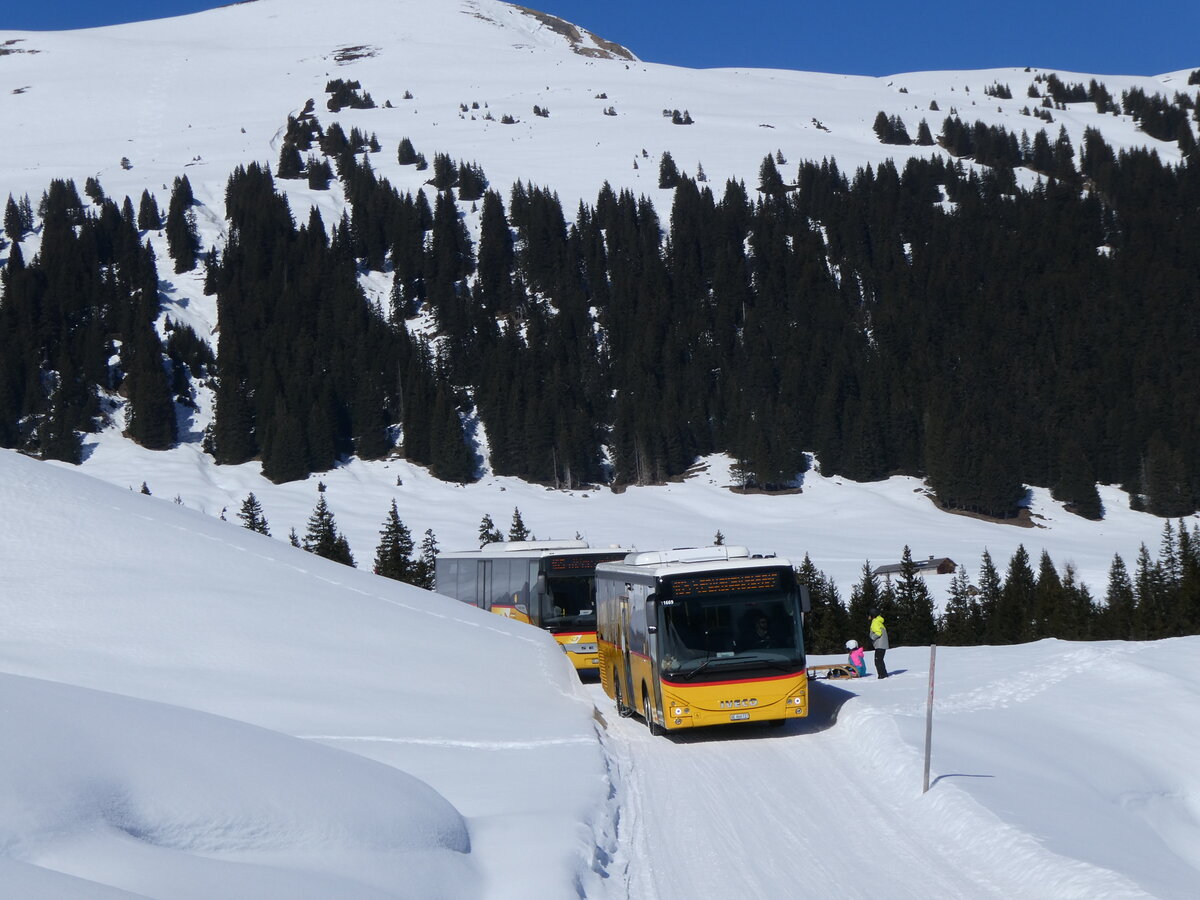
[614, 670, 634, 718]
[642, 689, 664, 736]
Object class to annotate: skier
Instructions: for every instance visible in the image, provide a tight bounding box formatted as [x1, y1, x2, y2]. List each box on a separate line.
[869, 609, 889, 679]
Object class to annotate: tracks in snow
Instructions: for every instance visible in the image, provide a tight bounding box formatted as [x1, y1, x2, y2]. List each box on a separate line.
[592, 679, 1151, 900]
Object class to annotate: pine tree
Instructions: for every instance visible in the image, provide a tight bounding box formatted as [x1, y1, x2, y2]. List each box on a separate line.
[1178, 523, 1200, 634]
[1058, 563, 1096, 640]
[306, 156, 333, 190]
[302, 493, 355, 566]
[976, 550, 1004, 643]
[1158, 521, 1182, 592]
[1031, 549, 1065, 639]
[1132, 543, 1166, 639]
[123, 319, 177, 452]
[795, 555, 846, 654]
[276, 141, 304, 180]
[1099, 556, 1132, 643]
[137, 190, 162, 231]
[165, 176, 200, 273]
[938, 568, 980, 645]
[374, 499, 416, 582]
[413, 527, 438, 589]
[83, 176, 105, 205]
[3, 195, 24, 241]
[431, 152, 459, 191]
[872, 110, 893, 143]
[508, 507, 530, 541]
[476, 190, 514, 318]
[658, 152, 680, 189]
[478, 513, 503, 546]
[996, 545, 1035, 643]
[237, 492, 271, 535]
[757, 155, 786, 196]
[397, 137, 419, 165]
[893, 546, 937, 645]
[848, 562, 883, 642]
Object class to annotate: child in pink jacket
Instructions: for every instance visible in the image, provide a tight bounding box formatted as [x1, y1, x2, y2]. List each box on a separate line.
[845, 639, 867, 677]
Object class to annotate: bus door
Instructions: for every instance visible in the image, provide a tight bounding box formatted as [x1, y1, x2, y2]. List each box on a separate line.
[646, 593, 665, 723]
[477, 560, 492, 611]
[618, 592, 633, 704]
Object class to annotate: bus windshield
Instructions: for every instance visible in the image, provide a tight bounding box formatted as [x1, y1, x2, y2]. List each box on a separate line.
[541, 574, 598, 631]
[538, 552, 626, 632]
[656, 569, 804, 678]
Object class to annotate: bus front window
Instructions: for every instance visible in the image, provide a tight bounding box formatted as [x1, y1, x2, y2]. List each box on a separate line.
[540, 576, 596, 632]
[658, 589, 804, 677]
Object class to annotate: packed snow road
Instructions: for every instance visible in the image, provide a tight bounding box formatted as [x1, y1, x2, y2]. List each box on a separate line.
[589, 659, 1158, 900]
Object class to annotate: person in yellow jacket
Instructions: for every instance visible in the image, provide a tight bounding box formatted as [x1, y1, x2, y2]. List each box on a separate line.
[869, 609, 889, 679]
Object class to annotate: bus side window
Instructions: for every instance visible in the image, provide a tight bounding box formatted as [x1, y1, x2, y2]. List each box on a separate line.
[489, 559, 527, 615]
[491, 559, 511, 610]
[434, 559, 451, 595]
[458, 562, 477, 609]
[439, 560, 459, 600]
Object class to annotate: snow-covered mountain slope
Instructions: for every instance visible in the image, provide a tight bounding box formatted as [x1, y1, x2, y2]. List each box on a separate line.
[0, 0, 1191, 217]
[1, 0, 1196, 598]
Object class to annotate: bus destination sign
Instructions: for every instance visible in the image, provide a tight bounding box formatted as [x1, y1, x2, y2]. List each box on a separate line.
[668, 569, 784, 598]
[547, 553, 627, 573]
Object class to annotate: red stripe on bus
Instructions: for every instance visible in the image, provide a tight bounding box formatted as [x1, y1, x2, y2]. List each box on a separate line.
[661, 671, 803, 688]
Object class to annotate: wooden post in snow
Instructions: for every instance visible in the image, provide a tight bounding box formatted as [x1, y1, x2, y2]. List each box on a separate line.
[923, 644, 937, 794]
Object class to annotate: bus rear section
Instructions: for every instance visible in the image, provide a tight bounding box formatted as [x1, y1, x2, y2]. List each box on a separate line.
[434, 540, 630, 672]
[596, 546, 811, 733]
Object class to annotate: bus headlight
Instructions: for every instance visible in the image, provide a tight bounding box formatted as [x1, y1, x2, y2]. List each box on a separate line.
[568, 643, 598, 655]
[788, 696, 804, 705]
[673, 707, 691, 717]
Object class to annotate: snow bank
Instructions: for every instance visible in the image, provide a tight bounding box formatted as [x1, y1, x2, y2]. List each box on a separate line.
[1, 673, 472, 899]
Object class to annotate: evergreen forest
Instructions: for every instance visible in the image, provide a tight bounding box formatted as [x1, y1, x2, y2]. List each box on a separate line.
[800, 520, 1200, 654]
[2, 86, 1199, 522]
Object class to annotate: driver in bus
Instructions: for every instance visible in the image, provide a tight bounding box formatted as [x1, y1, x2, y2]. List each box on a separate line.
[742, 613, 772, 649]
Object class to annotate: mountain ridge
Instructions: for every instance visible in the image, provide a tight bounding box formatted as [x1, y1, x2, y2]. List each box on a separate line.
[1, 0, 1190, 213]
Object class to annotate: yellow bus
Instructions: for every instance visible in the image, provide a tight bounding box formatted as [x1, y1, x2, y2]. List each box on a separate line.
[596, 546, 811, 733]
[435, 540, 631, 672]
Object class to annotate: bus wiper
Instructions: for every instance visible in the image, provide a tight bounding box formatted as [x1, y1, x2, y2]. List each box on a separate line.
[677, 657, 714, 680]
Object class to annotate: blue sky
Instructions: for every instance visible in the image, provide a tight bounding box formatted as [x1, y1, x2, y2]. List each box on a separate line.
[3, 1, 1197, 77]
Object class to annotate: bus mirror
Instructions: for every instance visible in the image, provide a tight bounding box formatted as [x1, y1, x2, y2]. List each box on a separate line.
[535, 575, 547, 596]
[647, 625, 658, 634]
[799, 585, 812, 613]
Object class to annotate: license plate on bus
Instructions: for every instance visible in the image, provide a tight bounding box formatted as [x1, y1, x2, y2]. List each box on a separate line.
[729, 712, 750, 721]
